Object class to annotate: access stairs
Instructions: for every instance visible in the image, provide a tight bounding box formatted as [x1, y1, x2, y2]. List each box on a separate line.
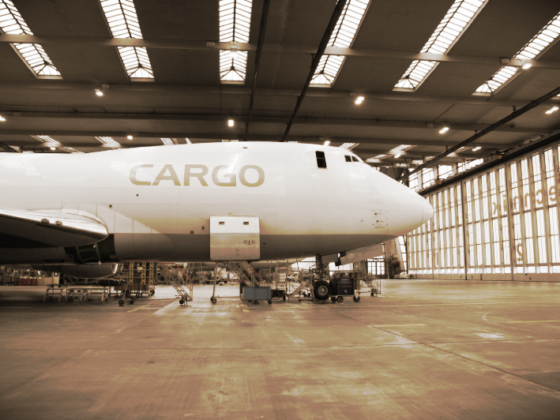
[225, 261, 266, 287]
[158, 263, 193, 305]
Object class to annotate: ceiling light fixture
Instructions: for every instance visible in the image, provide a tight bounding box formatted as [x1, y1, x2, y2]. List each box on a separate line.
[127, 135, 133, 140]
[394, 0, 489, 92]
[395, 154, 401, 158]
[439, 127, 449, 134]
[545, 106, 559, 114]
[95, 88, 103, 97]
[310, 0, 372, 88]
[0, 115, 5, 122]
[472, 146, 481, 151]
[228, 119, 234, 127]
[324, 140, 331, 146]
[474, 11, 560, 95]
[355, 96, 365, 105]
[522, 62, 533, 70]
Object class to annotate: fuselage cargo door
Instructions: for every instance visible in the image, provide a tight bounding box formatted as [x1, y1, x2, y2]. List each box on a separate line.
[210, 216, 260, 261]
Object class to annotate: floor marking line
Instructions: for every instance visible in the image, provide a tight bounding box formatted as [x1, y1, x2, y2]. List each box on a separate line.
[127, 305, 149, 313]
[373, 324, 426, 327]
[505, 320, 560, 324]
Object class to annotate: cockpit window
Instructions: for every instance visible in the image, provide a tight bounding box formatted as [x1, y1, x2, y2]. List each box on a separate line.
[316, 151, 327, 168]
[345, 155, 352, 162]
[351, 156, 358, 162]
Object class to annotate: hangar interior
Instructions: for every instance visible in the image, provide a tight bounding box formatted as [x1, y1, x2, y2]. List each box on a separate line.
[1, 0, 560, 283]
[1, 0, 560, 418]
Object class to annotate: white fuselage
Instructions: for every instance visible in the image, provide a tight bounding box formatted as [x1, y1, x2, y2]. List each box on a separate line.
[0, 142, 432, 263]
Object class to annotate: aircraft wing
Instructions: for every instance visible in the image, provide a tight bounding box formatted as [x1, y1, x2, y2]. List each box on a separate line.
[0, 208, 108, 247]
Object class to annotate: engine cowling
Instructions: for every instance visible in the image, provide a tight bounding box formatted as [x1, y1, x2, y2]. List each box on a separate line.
[33, 263, 119, 279]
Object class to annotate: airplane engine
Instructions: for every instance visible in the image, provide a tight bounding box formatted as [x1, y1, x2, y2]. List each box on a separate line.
[33, 263, 120, 279]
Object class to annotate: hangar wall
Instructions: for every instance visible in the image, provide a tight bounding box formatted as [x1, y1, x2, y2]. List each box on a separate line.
[408, 141, 560, 281]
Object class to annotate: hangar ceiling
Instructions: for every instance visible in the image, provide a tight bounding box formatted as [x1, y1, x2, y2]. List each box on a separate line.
[0, 0, 559, 173]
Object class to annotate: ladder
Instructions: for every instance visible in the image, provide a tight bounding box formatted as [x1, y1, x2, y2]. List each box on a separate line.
[158, 263, 192, 304]
[225, 261, 265, 287]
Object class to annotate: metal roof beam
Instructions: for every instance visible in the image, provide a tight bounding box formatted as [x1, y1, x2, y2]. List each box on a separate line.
[0, 111, 548, 133]
[401, 85, 560, 180]
[2, 34, 559, 70]
[1, 82, 558, 107]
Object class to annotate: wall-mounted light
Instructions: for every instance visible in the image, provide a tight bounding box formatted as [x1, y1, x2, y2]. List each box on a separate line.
[95, 88, 103, 97]
[355, 96, 364, 105]
[439, 127, 449, 134]
[472, 146, 481, 151]
[228, 119, 234, 127]
[0, 115, 5, 122]
[49, 147, 56, 151]
[127, 135, 133, 140]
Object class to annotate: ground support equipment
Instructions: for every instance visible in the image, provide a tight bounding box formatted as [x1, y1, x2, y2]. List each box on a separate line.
[43, 285, 67, 302]
[158, 263, 193, 305]
[66, 287, 88, 303]
[84, 286, 110, 303]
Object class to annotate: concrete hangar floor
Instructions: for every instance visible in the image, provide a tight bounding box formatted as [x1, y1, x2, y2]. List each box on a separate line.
[1, 281, 560, 419]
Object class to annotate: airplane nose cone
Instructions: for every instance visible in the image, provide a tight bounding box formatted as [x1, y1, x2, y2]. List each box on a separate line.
[421, 197, 434, 224]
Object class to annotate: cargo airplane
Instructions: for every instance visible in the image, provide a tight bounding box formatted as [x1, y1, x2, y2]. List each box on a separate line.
[0, 142, 433, 282]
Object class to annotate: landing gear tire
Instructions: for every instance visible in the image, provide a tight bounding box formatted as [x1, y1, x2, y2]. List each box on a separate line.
[211, 298, 217, 304]
[330, 296, 336, 303]
[313, 281, 330, 301]
[371, 291, 374, 297]
[353, 296, 360, 303]
[282, 294, 286, 302]
[254, 300, 259, 305]
[129, 300, 134, 304]
[118, 300, 124, 306]
[268, 300, 272, 304]
[179, 299, 184, 305]
[337, 296, 344, 303]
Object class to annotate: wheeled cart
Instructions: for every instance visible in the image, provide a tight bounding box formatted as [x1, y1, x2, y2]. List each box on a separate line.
[243, 286, 272, 304]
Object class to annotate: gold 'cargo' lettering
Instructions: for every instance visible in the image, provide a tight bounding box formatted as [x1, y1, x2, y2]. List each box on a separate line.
[129, 164, 265, 187]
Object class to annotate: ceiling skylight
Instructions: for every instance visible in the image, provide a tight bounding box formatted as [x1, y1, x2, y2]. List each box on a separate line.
[219, 0, 252, 84]
[161, 138, 174, 145]
[0, 0, 62, 79]
[95, 136, 121, 148]
[310, 0, 371, 88]
[394, 0, 488, 92]
[99, 0, 154, 81]
[32, 135, 60, 149]
[474, 11, 560, 96]
[388, 144, 414, 155]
